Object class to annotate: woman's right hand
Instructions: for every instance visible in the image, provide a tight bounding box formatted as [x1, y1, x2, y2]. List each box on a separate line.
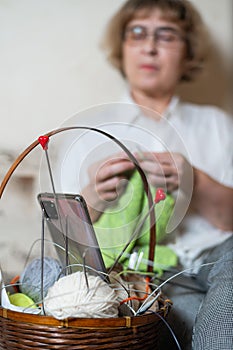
[82, 154, 135, 222]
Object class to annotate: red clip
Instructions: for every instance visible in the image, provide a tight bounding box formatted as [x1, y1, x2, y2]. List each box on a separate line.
[155, 188, 166, 204]
[38, 135, 49, 150]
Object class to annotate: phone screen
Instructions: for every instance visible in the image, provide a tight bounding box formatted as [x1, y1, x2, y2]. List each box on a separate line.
[38, 193, 108, 281]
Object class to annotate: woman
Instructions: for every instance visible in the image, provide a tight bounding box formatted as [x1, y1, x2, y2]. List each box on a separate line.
[57, 1, 233, 349]
[83, 0, 232, 231]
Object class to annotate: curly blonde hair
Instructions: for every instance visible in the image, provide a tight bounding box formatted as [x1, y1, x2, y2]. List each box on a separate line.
[102, 0, 209, 81]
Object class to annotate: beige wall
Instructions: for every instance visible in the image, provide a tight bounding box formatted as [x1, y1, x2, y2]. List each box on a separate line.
[0, 0, 232, 153]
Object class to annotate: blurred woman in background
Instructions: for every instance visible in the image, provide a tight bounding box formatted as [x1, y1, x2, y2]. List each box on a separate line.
[59, 1, 233, 349]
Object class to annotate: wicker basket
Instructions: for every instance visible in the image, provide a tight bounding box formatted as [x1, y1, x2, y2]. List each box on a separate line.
[0, 296, 170, 349]
[0, 127, 171, 349]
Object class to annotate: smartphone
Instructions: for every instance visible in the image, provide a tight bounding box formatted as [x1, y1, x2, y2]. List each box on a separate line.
[37, 193, 108, 281]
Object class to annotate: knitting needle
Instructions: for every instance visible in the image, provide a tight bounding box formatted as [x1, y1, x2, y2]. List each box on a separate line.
[38, 136, 56, 195]
[38, 135, 69, 272]
[82, 250, 90, 293]
[108, 188, 166, 275]
[38, 135, 64, 233]
[65, 216, 72, 275]
[40, 210, 46, 315]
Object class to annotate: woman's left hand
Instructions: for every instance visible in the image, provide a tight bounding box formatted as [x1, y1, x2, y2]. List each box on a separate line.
[135, 151, 193, 194]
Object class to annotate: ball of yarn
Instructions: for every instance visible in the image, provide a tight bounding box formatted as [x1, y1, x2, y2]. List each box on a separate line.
[109, 271, 128, 302]
[9, 293, 37, 309]
[19, 257, 63, 304]
[44, 271, 120, 320]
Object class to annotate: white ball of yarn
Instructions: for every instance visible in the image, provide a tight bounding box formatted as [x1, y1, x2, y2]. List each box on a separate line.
[44, 271, 120, 320]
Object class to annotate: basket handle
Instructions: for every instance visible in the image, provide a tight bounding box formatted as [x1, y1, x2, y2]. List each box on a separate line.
[0, 126, 156, 273]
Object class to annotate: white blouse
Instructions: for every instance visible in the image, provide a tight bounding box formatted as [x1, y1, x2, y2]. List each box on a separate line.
[54, 94, 233, 270]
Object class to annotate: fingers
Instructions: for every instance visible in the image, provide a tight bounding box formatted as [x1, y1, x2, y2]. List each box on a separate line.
[96, 176, 128, 202]
[96, 157, 134, 202]
[138, 159, 173, 176]
[134, 151, 180, 192]
[85, 155, 135, 213]
[146, 173, 178, 192]
[95, 156, 135, 183]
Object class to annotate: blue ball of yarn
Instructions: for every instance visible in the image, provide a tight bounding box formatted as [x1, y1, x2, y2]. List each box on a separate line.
[19, 257, 63, 304]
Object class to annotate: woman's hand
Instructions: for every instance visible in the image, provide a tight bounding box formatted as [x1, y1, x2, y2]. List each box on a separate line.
[135, 151, 233, 230]
[135, 151, 193, 194]
[82, 154, 135, 222]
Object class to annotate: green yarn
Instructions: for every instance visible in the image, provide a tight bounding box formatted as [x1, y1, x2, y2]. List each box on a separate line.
[94, 171, 177, 271]
[8, 293, 37, 309]
[128, 245, 178, 277]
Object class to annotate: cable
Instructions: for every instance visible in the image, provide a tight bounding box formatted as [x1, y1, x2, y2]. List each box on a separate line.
[150, 310, 182, 350]
[154, 276, 206, 293]
[137, 261, 216, 315]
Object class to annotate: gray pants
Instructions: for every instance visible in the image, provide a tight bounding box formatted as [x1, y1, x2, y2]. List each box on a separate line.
[158, 236, 233, 350]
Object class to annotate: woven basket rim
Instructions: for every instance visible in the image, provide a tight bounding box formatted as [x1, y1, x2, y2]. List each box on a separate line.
[0, 298, 171, 329]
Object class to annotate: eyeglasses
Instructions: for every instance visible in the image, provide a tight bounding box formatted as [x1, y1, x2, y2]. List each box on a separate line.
[124, 25, 185, 48]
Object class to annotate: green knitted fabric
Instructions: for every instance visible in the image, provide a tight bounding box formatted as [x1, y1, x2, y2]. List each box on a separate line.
[94, 171, 177, 271]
